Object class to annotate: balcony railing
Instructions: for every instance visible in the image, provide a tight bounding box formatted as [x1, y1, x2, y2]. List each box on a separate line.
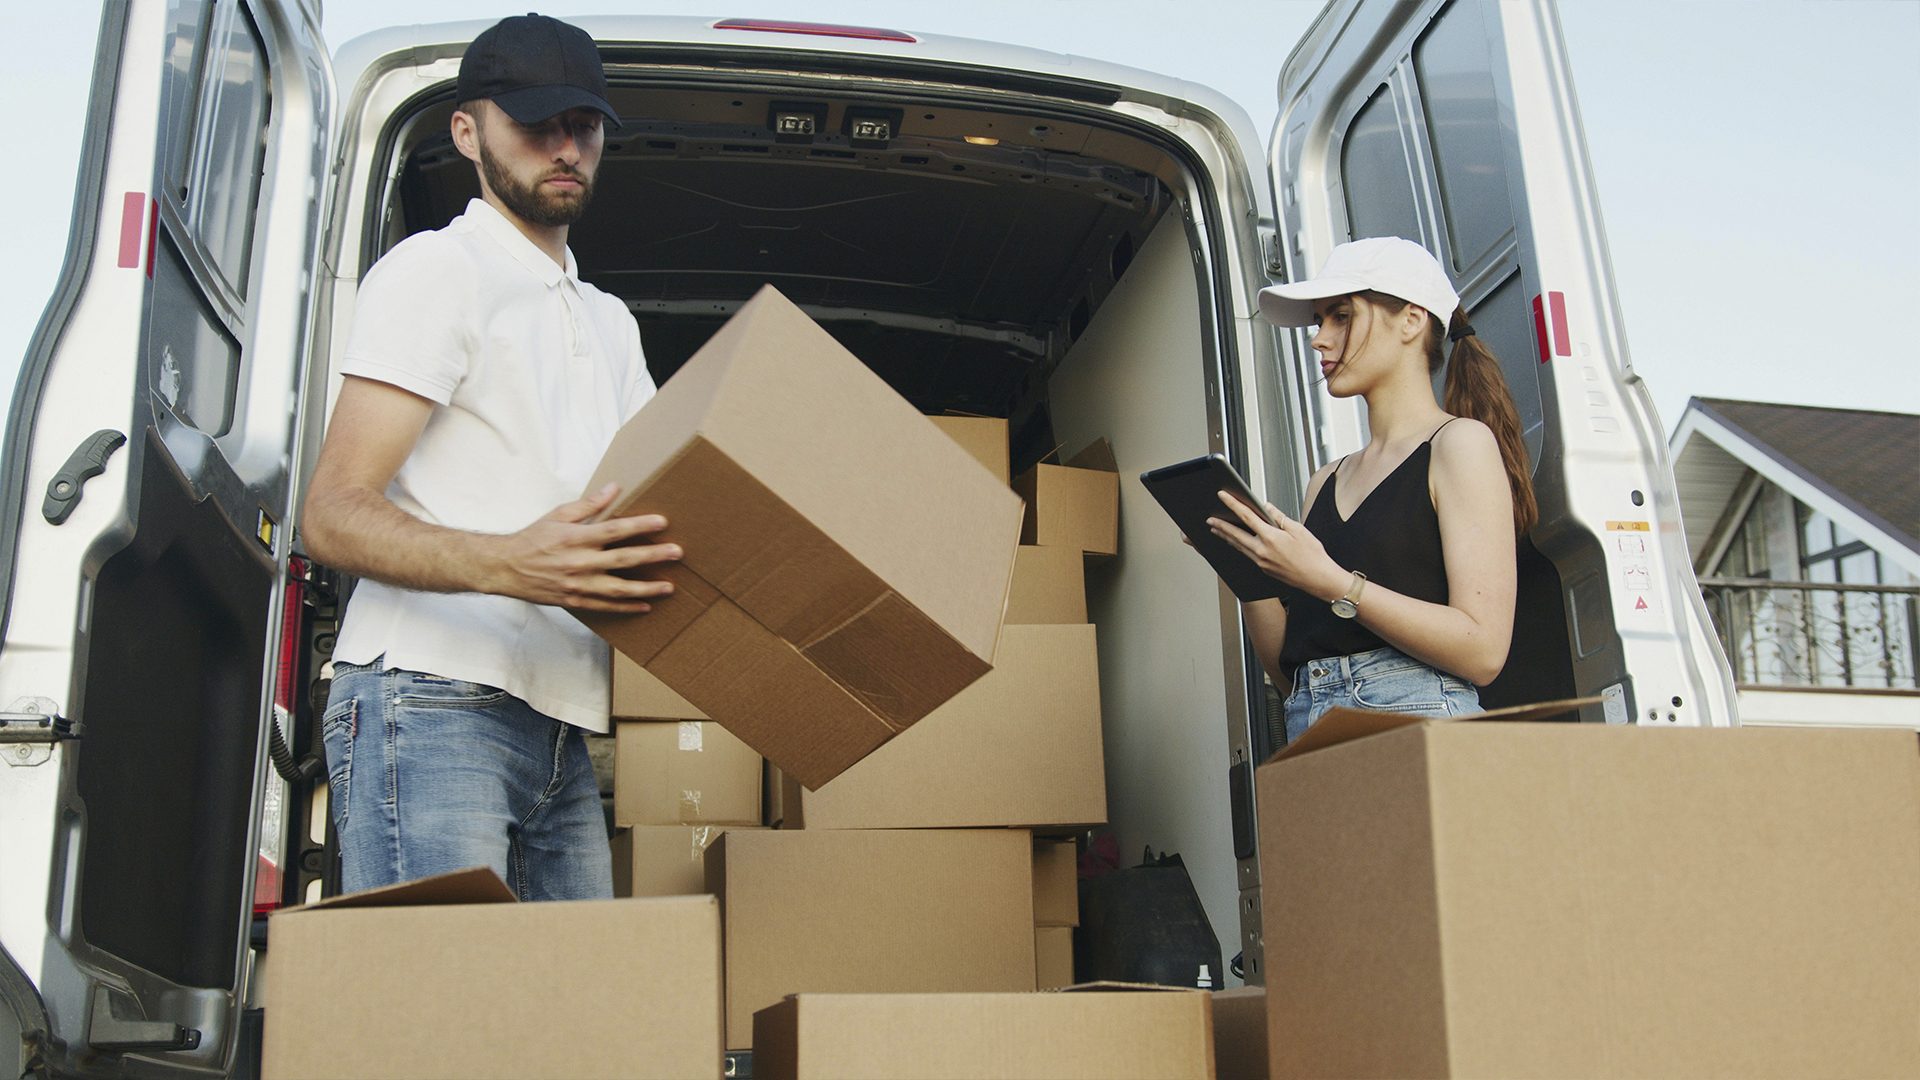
[1699, 577, 1920, 692]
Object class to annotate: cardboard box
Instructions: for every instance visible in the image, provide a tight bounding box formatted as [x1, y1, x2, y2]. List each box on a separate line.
[614, 720, 761, 826]
[613, 651, 706, 720]
[929, 415, 1010, 485]
[753, 990, 1214, 1079]
[763, 763, 804, 828]
[1210, 987, 1268, 1080]
[1004, 544, 1087, 624]
[261, 869, 722, 1079]
[789, 624, 1106, 830]
[1013, 439, 1118, 556]
[1256, 702, 1920, 1078]
[708, 829, 1036, 1049]
[1035, 927, 1075, 989]
[579, 286, 1024, 789]
[1032, 839, 1079, 926]
[612, 825, 763, 898]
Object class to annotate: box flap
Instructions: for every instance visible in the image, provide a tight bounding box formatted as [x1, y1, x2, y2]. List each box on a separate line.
[1064, 438, 1118, 474]
[1055, 980, 1206, 994]
[1264, 696, 1602, 765]
[272, 866, 516, 915]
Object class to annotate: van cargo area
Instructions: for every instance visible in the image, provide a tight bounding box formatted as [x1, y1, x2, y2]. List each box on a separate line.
[362, 80, 1264, 968]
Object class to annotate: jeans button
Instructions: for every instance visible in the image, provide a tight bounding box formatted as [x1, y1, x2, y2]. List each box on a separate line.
[1312, 667, 1328, 678]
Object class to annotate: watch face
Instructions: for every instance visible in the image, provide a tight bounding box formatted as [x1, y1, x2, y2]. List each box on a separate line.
[1331, 598, 1358, 619]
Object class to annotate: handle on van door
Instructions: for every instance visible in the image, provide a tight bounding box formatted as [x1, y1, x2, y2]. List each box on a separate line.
[41, 429, 126, 525]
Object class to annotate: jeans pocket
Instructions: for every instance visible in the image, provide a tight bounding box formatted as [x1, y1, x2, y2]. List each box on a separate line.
[320, 696, 356, 829]
[1351, 665, 1449, 715]
[390, 670, 508, 708]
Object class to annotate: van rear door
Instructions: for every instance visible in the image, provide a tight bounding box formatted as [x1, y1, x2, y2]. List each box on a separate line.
[1268, 0, 1737, 725]
[0, 1, 332, 1073]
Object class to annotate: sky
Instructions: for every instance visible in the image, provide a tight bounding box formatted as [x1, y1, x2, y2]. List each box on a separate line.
[2, 1, 1916, 436]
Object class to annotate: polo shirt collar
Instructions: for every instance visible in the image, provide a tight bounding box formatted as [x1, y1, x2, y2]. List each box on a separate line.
[464, 197, 580, 287]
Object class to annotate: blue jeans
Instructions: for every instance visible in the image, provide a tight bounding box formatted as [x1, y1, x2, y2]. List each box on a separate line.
[320, 659, 612, 900]
[1282, 645, 1480, 745]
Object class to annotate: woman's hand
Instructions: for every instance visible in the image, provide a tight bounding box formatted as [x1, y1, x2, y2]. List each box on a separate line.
[1207, 491, 1348, 600]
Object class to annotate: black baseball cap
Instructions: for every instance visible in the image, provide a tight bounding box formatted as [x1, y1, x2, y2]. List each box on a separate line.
[456, 14, 620, 129]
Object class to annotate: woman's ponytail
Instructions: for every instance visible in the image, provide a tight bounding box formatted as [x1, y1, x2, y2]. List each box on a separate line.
[1438, 307, 1538, 535]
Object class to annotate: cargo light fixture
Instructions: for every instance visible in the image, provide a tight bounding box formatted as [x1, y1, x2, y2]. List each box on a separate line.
[714, 18, 917, 43]
[964, 135, 1000, 146]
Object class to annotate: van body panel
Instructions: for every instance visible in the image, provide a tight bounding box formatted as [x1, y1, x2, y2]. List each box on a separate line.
[0, 0, 334, 1073]
[1268, 0, 1737, 732]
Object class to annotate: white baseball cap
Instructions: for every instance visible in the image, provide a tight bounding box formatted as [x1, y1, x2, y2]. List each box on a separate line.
[1257, 237, 1459, 328]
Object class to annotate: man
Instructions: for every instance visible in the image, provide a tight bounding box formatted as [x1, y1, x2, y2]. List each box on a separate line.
[302, 14, 671, 900]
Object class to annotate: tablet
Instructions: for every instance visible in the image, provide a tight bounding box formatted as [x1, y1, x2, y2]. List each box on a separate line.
[1139, 454, 1287, 602]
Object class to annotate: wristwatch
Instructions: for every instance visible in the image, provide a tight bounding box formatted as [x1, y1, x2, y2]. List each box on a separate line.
[1330, 571, 1367, 619]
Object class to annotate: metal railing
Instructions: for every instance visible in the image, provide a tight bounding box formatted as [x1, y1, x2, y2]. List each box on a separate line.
[1699, 577, 1920, 692]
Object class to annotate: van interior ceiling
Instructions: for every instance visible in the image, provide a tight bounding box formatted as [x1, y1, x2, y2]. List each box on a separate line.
[384, 85, 1183, 464]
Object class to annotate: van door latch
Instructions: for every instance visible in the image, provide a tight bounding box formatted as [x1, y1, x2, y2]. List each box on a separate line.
[43, 429, 127, 525]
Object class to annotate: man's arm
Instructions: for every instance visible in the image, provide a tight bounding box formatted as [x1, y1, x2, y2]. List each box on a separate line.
[300, 376, 677, 614]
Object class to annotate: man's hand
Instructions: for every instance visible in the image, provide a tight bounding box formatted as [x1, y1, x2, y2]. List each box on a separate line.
[1207, 490, 1348, 600]
[482, 483, 680, 613]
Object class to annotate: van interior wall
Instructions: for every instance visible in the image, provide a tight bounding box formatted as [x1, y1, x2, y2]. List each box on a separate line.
[1045, 212, 1241, 974]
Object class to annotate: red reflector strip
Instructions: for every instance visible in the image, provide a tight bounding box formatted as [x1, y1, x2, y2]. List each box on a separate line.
[1531, 293, 1551, 365]
[1548, 291, 1572, 357]
[254, 853, 282, 913]
[117, 192, 145, 269]
[713, 18, 916, 43]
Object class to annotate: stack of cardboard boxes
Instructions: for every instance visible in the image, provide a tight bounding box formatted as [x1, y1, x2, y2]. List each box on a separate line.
[261, 287, 1920, 1077]
[608, 406, 1125, 1054]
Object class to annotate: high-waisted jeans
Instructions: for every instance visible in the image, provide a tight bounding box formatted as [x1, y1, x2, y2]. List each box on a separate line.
[1281, 645, 1480, 745]
[320, 658, 613, 900]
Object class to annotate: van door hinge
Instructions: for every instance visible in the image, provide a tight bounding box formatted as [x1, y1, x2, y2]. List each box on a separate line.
[2, 705, 77, 767]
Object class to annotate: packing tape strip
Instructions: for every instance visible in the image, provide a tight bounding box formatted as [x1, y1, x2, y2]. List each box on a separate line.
[678, 721, 703, 752]
[690, 825, 713, 862]
[680, 788, 702, 822]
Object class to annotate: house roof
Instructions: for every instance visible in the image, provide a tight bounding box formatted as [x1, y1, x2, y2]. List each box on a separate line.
[1672, 398, 1919, 569]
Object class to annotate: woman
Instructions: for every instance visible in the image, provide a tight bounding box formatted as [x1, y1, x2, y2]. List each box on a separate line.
[1208, 237, 1537, 742]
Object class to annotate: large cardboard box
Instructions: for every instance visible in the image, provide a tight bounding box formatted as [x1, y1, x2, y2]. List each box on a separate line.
[1256, 703, 1920, 1078]
[612, 651, 705, 720]
[929, 415, 1010, 485]
[753, 990, 1214, 1079]
[1013, 439, 1119, 556]
[789, 624, 1106, 830]
[1004, 544, 1087, 624]
[579, 286, 1024, 789]
[1032, 838, 1079, 926]
[614, 720, 761, 826]
[261, 869, 722, 1079]
[708, 829, 1035, 1049]
[1210, 987, 1268, 1080]
[612, 825, 763, 898]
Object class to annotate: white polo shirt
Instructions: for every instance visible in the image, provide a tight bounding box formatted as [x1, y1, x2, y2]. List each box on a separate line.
[330, 198, 655, 733]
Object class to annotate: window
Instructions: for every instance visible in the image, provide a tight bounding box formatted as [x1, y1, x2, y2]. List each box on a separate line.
[1412, 1, 1517, 274]
[1340, 85, 1422, 245]
[188, 8, 270, 296]
[147, 1, 275, 439]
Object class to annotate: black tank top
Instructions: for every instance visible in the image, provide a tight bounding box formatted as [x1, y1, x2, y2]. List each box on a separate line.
[1278, 421, 1455, 669]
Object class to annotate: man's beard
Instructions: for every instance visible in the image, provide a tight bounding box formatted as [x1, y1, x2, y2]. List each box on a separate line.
[476, 133, 595, 227]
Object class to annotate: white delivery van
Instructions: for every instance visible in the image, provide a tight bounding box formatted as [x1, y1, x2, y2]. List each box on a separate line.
[0, 0, 1737, 1074]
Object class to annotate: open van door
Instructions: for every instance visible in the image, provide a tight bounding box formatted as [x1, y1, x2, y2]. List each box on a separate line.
[0, 1, 332, 1074]
[1268, 0, 1737, 726]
